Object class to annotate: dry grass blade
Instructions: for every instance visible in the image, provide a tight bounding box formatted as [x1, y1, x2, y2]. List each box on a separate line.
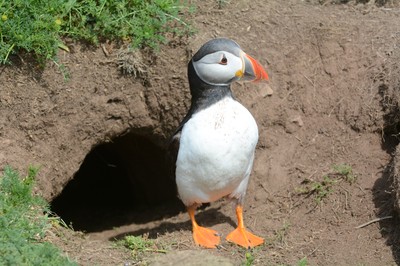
[355, 216, 393, 229]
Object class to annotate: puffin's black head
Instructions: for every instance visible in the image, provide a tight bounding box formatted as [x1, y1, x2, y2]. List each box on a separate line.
[190, 38, 269, 87]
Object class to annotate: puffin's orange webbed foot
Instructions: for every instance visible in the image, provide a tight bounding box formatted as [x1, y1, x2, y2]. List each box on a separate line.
[193, 225, 220, 249]
[187, 205, 220, 249]
[226, 204, 264, 248]
[226, 227, 264, 248]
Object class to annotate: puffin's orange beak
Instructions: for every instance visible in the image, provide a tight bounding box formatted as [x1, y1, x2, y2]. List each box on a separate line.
[238, 53, 269, 82]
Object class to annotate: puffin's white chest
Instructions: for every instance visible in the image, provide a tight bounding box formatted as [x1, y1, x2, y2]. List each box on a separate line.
[176, 96, 258, 206]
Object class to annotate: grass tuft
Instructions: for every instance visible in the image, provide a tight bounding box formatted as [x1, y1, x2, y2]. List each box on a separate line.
[332, 163, 356, 184]
[297, 163, 357, 204]
[243, 251, 255, 266]
[118, 235, 167, 260]
[297, 256, 308, 266]
[0, 166, 76, 265]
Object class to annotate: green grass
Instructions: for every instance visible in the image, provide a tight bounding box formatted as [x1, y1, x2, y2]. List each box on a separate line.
[311, 175, 336, 203]
[117, 235, 167, 260]
[243, 251, 255, 266]
[332, 163, 356, 184]
[297, 257, 308, 266]
[297, 163, 357, 204]
[0, 0, 191, 64]
[0, 166, 76, 265]
[217, 0, 230, 9]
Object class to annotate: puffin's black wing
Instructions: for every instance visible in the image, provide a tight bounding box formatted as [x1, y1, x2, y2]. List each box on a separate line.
[166, 109, 194, 185]
[167, 130, 181, 177]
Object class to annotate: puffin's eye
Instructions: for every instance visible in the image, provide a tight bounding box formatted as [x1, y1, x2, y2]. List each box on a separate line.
[219, 55, 227, 65]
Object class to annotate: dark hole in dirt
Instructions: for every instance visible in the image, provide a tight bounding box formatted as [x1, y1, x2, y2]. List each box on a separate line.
[51, 132, 184, 233]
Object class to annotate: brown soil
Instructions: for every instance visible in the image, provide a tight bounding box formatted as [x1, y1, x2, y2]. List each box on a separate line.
[1, 0, 400, 265]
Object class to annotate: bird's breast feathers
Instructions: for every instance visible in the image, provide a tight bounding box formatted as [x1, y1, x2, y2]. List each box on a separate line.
[176, 97, 258, 205]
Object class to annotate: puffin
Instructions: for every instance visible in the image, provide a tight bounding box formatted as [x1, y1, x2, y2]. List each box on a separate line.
[169, 38, 268, 249]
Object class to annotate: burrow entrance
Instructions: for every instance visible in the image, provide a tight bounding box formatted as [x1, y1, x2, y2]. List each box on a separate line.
[51, 132, 184, 233]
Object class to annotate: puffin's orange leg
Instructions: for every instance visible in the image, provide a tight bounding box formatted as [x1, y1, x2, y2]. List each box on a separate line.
[226, 205, 264, 248]
[188, 205, 220, 249]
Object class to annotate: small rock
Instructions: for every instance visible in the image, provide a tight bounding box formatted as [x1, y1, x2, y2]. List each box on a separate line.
[291, 115, 304, 127]
[258, 83, 273, 98]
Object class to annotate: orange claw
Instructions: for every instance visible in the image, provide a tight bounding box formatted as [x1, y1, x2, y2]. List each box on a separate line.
[188, 206, 220, 248]
[226, 205, 264, 248]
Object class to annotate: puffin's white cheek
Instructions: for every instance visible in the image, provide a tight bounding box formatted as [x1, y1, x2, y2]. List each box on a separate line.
[197, 64, 237, 84]
[192, 52, 243, 85]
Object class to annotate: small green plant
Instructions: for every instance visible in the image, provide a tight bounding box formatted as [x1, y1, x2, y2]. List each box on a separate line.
[297, 164, 356, 204]
[243, 251, 255, 266]
[333, 163, 356, 184]
[217, 0, 230, 9]
[52, 59, 70, 81]
[274, 221, 291, 244]
[312, 175, 336, 203]
[296, 175, 336, 204]
[297, 256, 308, 266]
[0, 166, 76, 265]
[118, 235, 167, 259]
[122, 235, 154, 251]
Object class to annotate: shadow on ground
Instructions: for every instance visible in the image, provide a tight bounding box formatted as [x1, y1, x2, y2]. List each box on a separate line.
[110, 206, 236, 241]
[373, 135, 400, 265]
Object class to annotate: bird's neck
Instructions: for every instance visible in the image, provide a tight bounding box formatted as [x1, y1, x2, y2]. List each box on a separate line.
[187, 60, 233, 114]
